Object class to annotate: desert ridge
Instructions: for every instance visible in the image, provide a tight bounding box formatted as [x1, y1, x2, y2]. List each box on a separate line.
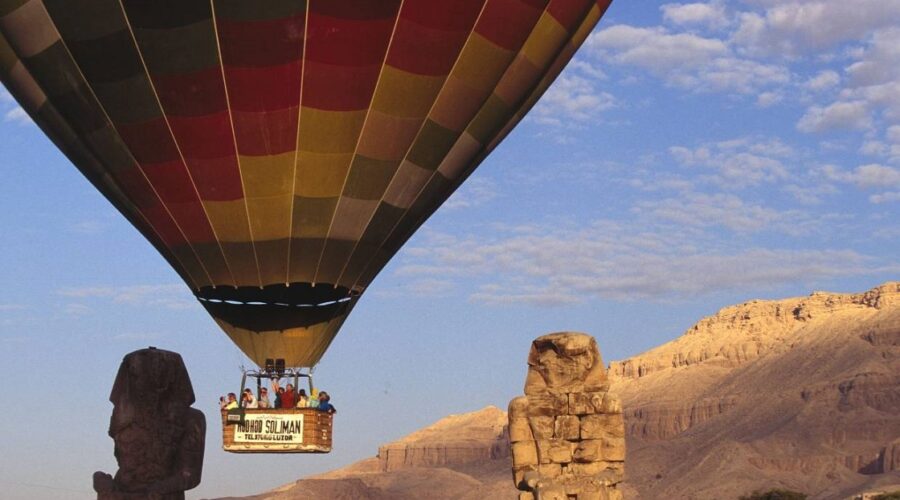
[221, 282, 900, 500]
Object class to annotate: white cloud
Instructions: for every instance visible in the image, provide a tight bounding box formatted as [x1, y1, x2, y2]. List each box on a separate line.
[845, 28, 900, 87]
[64, 303, 91, 316]
[870, 191, 900, 203]
[588, 24, 787, 95]
[757, 91, 783, 107]
[822, 163, 900, 188]
[532, 73, 615, 127]
[442, 177, 498, 210]
[782, 183, 838, 205]
[632, 192, 815, 235]
[3, 106, 31, 125]
[661, 1, 729, 30]
[668, 138, 791, 187]
[534, 74, 615, 125]
[589, 25, 728, 72]
[887, 125, 900, 144]
[57, 284, 195, 310]
[732, 1, 900, 58]
[796, 100, 872, 133]
[394, 224, 884, 304]
[804, 70, 840, 91]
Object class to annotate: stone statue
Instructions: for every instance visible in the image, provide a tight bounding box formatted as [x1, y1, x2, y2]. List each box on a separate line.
[93, 347, 205, 500]
[509, 332, 625, 500]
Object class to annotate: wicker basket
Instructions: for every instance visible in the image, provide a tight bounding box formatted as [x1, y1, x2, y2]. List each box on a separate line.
[221, 408, 333, 453]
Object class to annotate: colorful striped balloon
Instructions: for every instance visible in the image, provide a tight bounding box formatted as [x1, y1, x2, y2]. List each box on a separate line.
[0, 0, 612, 368]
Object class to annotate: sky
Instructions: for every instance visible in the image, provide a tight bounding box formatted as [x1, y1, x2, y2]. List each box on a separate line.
[1, 1, 898, 499]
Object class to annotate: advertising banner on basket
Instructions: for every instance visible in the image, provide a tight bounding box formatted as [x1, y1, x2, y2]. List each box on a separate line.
[234, 413, 304, 443]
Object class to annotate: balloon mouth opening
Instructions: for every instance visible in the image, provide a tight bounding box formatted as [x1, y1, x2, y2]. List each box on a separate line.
[195, 282, 358, 308]
[195, 283, 359, 331]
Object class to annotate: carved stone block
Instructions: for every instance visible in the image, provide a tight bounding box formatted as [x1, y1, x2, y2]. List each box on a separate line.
[568, 391, 606, 415]
[554, 415, 580, 440]
[527, 393, 568, 417]
[581, 413, 625, 440]
[510, 416, 535, 443]
[512, 441, 539, 466]
[530, 416, 555, 440]
[537, 439, 575, 464]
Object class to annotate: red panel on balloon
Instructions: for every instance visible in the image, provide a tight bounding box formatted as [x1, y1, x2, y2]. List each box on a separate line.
[118, 118, 181, 165]
[153, 67, 228, 117]
[302, 60, 382, 111]
[142, 160, 204, 204]
[141, 204, 189, 246]
[185, 156, 244, 201]
[305, 12, 395, 67]
[224, 62, 302, 112]
[547, 0, 594, 31]
[232, 108, 300, 156]
[310, 0, 401, 21]
[167, 112, 235, 160]
[476, 0, 546, 51]
[217, 14, 306, 68]
[387, 15, 476, 76]
[400, 0, 484, 32]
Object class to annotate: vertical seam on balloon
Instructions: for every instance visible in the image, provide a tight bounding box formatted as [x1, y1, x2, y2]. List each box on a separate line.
[310, 0, 407, 286]
[333, 0, 492, 287]
[116, 0, 238, 288]
[345, 0, 547, 291]
[285, 0, 311, 286]
[397, 2, 597, 267]
[485, 2, 602, 155]
[209, 0, 264, 289]
[26, 0, 214, 289]
[348, 0, 578, 292]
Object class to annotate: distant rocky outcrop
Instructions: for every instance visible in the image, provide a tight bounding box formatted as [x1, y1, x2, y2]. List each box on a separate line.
[225, 282, 900, 500]
[378, 406, 509, 472]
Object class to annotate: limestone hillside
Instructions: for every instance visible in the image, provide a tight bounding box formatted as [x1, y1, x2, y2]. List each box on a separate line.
[611, 281, 900, 499]
[221, 282, 900, 500]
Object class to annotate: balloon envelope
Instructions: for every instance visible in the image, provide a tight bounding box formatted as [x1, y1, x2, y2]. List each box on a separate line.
[0, 0, 611, 367]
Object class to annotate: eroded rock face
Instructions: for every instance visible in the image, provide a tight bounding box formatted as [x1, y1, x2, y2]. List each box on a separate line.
[377, 406, 509, 472]
[609, 281, 900, 499]
[510, 332, 625, 500]
[93, 347, 205, 500]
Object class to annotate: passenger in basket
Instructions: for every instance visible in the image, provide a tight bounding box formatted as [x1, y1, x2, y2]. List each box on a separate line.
[273, 386, 284, 409]
[282, 383, 296, 408]
[307, 388, 319, 409]
[317, 391, 336, 414]
[220, 392, 238, 410]
[295, 389, 309, 408]
[271, 379, 295, 409]
[242, 388, 258, 409]
[258, 387, 270, 408]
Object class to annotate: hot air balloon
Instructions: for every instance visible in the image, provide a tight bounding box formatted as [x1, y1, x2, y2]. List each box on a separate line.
[1, 0, 612, 452]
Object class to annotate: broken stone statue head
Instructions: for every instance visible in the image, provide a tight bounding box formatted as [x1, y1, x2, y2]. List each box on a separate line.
[525, 332, 607, 395]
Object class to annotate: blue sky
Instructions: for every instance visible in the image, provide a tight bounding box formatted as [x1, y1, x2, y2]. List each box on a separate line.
[1, 1, 898, 498]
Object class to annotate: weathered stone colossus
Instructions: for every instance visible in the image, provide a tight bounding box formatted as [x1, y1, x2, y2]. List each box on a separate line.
[93, 347, 205, 500]
[509, 332, 625, 500]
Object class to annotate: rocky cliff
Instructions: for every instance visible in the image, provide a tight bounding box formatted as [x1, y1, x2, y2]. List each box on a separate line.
[610, 282, 900, 499]
[377, 406, 509, 472]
